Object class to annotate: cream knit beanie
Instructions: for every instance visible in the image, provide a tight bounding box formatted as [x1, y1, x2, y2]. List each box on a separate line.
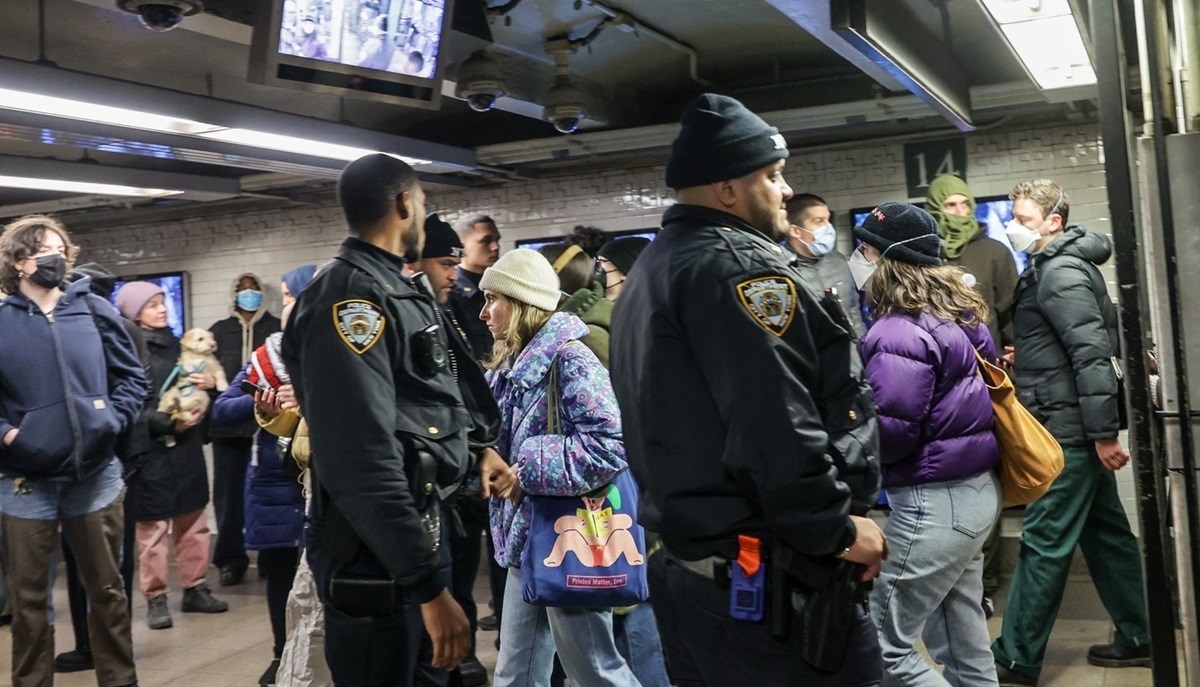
[479, 248, 561, 311]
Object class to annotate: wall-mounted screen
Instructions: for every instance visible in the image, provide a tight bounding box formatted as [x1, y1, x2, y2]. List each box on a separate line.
[850, 197, 1024, 273]
[110, 271, 189, 339]
[249, 0, 451, 109]
[514, 229, 658, 254]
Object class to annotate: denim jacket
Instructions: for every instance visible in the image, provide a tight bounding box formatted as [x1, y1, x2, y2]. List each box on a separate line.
[487, 311, 627, 568]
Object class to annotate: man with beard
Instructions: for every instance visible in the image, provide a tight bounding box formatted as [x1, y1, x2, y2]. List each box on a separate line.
[283, 154, 472, 686]
[610, 94, 887, 686]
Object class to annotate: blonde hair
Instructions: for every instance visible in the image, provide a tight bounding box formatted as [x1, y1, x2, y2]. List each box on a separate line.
[484, 293, 553, 370]
[867, 258, 989, 327]
[1011, 179, 1070, 225]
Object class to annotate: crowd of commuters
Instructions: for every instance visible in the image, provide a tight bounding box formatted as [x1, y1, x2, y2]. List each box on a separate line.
[0, 92, 1149, 687]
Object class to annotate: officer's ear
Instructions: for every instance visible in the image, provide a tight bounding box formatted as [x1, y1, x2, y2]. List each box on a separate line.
[395, 191, 414, 221]
[712, 179, 739, 209]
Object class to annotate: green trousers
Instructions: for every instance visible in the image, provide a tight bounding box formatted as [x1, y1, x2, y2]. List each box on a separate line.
[992, 445, 1149, 676]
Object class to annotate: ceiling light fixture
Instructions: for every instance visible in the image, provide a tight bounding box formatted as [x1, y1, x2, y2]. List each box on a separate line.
[0, 87, 429, 165]
[978, 0, 1096, 90]
[0, 155, 239, 201]
[0, 175, 181, 197]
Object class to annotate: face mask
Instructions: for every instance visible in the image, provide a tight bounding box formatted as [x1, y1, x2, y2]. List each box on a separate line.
[1004, 220, 1041, 253]
[848, 248, 877, 291]
[28, 253, 66, 289]
[803, 224, 837, 257]
[236, 289, 264, 311]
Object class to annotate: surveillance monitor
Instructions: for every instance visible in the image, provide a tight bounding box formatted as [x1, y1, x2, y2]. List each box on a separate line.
[250, 0, 452, 109]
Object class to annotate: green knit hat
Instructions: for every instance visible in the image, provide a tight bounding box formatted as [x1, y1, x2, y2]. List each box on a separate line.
[926, 174, 979, 259]
[926, 174, 975, 212]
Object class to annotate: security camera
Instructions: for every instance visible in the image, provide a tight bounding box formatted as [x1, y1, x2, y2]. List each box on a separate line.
[546, 105, 585, 134]
[543, 79, 588, 134]
[454, 52, 507, 113]
[117, 0, 204, 32]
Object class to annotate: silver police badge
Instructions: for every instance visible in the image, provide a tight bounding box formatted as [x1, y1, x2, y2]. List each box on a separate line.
[735, 276, 797, 337]
[333, 299, 386, 354]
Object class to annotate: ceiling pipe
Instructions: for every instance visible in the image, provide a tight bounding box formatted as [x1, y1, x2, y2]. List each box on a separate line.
[572, 0, 714, 87]
[1172, 0, 1200, 131]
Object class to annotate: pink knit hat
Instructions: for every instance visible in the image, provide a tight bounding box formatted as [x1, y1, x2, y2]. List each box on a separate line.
[114, 281, 164, 322]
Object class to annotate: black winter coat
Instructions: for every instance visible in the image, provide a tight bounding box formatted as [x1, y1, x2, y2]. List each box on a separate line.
[127, 326, 210, 521]
[208, 310, 280, 438]
[1012, 226, 1121, 448]
[611, 204, 881, 563]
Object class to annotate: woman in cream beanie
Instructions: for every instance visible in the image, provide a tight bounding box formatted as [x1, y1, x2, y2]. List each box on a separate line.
[478, 248, 641, 687]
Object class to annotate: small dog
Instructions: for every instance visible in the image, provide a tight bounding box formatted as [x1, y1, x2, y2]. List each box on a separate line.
[157, 328, 229, 421]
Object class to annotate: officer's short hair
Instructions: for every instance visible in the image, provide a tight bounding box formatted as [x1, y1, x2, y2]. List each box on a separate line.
[338, 154, 419, 234]
[455, 214, 496, 240]
[786, 193, 828, 225]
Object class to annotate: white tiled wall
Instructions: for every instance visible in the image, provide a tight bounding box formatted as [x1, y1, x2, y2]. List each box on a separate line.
[77, 119, 1140, 532]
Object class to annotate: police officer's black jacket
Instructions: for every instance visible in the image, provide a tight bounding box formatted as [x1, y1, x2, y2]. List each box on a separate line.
[449, 267, 493, 364]
[1012, 225, 1121, 448]
[283, 236, 472, 603]
[610, 204, 881, 563]
[412, 272, 501, 460]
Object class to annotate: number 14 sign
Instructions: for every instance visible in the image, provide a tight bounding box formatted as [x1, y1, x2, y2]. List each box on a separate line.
[904, 138, 967, 199]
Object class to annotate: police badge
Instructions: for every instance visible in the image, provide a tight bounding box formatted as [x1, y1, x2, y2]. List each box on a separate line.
[735, 276, 797, 336]
[333, 299, 386, 354]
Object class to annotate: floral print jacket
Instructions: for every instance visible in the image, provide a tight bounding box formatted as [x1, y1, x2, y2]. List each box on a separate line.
[487, 311, 627, 568]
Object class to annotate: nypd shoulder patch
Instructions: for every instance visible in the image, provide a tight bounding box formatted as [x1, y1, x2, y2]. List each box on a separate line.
[333, 299, 386, 354]
[735, 276, 797, 337]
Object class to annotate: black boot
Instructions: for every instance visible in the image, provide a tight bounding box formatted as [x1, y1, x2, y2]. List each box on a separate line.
[1087, 643, 1151, 668]
[182, 584, 229, 613]
[258, 658, 281, 686]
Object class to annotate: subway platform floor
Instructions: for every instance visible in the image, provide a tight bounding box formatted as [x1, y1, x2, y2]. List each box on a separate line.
[0, 558, 1155, 687]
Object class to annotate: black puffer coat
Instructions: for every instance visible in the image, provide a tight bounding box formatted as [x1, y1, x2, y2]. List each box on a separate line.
[127, 326, 211, 521]
[1012, 226, 1121, 448]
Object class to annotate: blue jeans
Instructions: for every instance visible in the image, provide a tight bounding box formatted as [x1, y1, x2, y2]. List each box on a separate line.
[870, 470, 1001, 687]
[494, 567, 642, 687]
[0, 459, 124, 520]
[614, 603, 670, 687]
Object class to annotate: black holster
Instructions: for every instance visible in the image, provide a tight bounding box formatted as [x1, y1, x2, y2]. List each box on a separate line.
[770, 543, 868, 674]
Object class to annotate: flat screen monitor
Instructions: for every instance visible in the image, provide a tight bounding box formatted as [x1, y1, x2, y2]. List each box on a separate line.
[514, 229, 658, 255]
[110, 272, 189, 339]
[249, 0, 451, 109]
[850, 197, 1025, 273]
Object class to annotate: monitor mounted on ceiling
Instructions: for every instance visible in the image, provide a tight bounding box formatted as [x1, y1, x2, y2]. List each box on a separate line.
[248, 0, 452, 110]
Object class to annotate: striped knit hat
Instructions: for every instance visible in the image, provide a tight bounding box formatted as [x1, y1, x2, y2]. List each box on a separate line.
[247, 332, 290, 390]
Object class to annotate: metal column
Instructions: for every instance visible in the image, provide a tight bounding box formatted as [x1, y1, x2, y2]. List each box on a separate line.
[1089, 2, 1183, 685]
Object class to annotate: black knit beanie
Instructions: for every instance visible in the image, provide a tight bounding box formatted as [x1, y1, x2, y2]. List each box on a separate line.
[421, 213, 464, 260]
[665, 94, 790, 189]
[853, 202, 943, 266]
[597, 237, 650, 275]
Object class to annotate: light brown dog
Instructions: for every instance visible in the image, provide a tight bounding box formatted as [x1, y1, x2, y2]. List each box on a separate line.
[157, 327, 229, 421]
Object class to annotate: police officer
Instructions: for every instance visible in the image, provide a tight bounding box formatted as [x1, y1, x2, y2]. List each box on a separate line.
[282, 154, 473, 686]
[610, 94, 888, 686]
[407, 214, 504, 687]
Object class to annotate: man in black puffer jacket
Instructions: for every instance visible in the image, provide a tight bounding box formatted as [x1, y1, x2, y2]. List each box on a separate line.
[991, 180, 1150, 686]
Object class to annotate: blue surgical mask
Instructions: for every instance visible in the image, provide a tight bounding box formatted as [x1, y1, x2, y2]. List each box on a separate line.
[804, 224, 837, 257]
[236, 289, 264, 311]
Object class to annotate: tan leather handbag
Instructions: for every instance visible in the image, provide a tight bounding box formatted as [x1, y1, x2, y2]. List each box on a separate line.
[974, 349, 1065, 508]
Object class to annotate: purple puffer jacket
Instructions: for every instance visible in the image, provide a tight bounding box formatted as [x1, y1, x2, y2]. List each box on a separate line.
[859, 310, 1000, 489]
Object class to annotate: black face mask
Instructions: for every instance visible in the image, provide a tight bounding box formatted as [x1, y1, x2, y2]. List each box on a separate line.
[28, 254, 67, 289]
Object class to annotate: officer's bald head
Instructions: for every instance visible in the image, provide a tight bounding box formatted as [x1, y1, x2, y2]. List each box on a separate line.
[338, 154, 420, 235]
